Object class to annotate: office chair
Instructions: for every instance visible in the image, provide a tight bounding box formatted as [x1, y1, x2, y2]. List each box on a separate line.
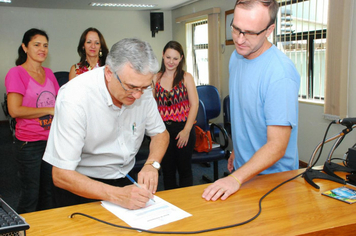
[223, 95, 231, 136]
[196, 85, 228, 140]
[1, 93, 16, 141]
[54, 71, 69, 87]
[191, 100, 229, 182]
[196, 85, 221, 121]
[195, 85, 230, 168]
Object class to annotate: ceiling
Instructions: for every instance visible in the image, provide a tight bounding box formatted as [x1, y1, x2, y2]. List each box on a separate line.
[0, 0, 199, 11]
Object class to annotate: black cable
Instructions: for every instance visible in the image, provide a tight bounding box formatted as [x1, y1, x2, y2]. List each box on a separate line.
[310, 121, 334, 168]
[333, 134, 345, 151]
[344, 142, 356, 168]
[70, 172, 303, 234]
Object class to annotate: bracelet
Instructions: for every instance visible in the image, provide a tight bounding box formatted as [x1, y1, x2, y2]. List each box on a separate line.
[229, 174, 241, 186]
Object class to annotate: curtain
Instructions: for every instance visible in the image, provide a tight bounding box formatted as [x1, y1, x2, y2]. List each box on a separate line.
[324, 0, 354, 118]
[208, 12, 221, 93]
[176, 8, 221, 93]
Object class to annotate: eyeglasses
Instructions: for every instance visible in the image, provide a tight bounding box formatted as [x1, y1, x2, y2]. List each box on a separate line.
[114, 71, 153, 94]
[230, 20, 271, 40]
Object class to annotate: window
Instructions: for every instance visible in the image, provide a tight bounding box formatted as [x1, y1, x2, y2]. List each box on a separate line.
[275, 0, 328, 102]
[186, 19, 209, 85]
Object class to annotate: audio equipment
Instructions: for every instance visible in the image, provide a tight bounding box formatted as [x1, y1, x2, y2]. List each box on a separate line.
[150, 12, 164, 37]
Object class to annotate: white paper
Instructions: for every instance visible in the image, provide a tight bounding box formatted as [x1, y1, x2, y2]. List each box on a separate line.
[101, 196, 192, 230]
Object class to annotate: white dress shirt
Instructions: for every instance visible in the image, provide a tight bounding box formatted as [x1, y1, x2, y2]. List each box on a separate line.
[43, 67, 165, 179]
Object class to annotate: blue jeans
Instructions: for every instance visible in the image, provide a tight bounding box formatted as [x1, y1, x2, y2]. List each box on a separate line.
[15, 139, 54, 213]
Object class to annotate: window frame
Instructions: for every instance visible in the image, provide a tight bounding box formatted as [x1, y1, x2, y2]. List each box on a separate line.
[188, 19, 209, 85]
[275, 0, 327, 101]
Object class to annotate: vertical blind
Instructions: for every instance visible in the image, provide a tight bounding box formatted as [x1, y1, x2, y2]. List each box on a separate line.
[276, 0, 328, 102]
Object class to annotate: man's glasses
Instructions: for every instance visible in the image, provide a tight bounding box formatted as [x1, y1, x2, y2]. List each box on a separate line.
[230, 19, 271, 40]
[114, 71, 153, 94]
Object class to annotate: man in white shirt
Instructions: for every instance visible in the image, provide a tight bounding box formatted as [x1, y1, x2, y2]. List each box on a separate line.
[43, 38, 169, 210]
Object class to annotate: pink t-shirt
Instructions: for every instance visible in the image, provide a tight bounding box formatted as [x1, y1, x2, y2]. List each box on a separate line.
[5, 66, 60, 141]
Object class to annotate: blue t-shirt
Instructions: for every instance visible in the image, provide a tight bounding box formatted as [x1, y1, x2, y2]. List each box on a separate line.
[229, 45, 300, 174]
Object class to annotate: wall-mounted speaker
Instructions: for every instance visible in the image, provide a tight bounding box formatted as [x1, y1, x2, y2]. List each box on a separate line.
[150, 12, 164, 37]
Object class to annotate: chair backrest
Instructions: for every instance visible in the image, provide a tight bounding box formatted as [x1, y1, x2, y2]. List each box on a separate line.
[54, 71, 69, 87]
[196, 99, 209, 131]
[2, 93, 16, 139]
[196, 85, 221, 120]
[1, 93, 10, 118]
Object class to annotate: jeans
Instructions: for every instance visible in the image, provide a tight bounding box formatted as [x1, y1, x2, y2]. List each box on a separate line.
[15, 139, 54, 213]
[161, 121, 196, 190]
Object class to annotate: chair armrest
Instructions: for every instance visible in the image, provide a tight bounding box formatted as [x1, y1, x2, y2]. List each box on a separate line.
[210, 123, 229, 150]
[224, 122, 231, 136]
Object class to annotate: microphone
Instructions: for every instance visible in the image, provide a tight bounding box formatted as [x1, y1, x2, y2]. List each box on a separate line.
[334, 118, 356, 126]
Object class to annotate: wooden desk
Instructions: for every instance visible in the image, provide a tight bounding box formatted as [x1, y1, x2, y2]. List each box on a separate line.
[21, 169, 356, 235]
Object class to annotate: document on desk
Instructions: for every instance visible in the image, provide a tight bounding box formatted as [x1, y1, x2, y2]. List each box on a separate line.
[101, 196, 192, 230]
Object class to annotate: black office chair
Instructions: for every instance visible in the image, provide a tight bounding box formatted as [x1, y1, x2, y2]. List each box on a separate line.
[54, 71, 69, 87]
[191, 100, 229, 182]
[1, 93, 16, 141]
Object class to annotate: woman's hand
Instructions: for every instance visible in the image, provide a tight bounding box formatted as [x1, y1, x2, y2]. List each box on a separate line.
[176, 129, 190, 148]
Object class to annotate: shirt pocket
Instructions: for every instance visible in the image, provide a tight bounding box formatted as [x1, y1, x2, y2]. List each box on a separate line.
[130, 119, 146, 155]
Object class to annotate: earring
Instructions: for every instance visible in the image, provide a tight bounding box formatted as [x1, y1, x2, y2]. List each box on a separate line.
[99, 49, 102, 57]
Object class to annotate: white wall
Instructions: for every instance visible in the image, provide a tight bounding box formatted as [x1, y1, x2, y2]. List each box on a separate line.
[2, 1, 356, 166]
[171, 0, 356, 165]
[0, 6, 172, 119]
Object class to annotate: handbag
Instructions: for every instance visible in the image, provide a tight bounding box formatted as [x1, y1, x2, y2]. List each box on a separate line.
[194, 125, 213, 153]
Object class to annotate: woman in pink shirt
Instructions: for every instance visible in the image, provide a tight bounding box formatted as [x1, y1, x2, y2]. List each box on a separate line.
[5, 28, 60, 213]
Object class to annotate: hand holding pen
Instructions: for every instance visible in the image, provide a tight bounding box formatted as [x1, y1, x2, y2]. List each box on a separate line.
[126, 174, 155, 203]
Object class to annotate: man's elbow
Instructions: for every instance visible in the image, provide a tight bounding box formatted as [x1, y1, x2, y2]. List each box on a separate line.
[274, 145, 288, 160]
[163, 129, 169, 139]
[276, 149, 287, 160]
[52, 166, 66, 188]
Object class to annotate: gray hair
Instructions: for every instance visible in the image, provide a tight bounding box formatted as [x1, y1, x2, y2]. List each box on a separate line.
[106, 38, 159, 75]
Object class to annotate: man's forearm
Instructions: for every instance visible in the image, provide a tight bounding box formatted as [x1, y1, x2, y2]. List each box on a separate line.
[147, 130, 169, 163]
[52, 166, 118, 201]
[232, 125, 291, 184]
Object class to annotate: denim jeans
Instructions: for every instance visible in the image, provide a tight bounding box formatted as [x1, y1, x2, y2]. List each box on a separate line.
[15, 139, 54, 213]
[161, 121, 195, 190]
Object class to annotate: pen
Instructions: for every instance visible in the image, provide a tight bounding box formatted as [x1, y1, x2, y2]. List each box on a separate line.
[132, 122, 136, 135]
[126, 174, 155, 202]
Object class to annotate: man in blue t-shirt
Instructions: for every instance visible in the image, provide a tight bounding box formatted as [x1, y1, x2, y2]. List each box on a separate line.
[202, 0, 300, 201]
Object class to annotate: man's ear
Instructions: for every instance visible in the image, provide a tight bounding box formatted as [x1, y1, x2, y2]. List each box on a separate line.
[266, 23, 275, 38]
[104, 65, 112, 82]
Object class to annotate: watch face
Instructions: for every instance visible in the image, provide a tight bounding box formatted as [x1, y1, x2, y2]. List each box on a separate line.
[152, 161, 160, 169]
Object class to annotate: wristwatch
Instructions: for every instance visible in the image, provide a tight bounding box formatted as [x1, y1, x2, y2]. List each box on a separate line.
[145, 161, 161, 170]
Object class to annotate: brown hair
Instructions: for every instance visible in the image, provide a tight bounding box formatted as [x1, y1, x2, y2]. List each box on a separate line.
[235, 0, 279, 26]
[158, 41, 186, 88]
[77, 27, 108, 67]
